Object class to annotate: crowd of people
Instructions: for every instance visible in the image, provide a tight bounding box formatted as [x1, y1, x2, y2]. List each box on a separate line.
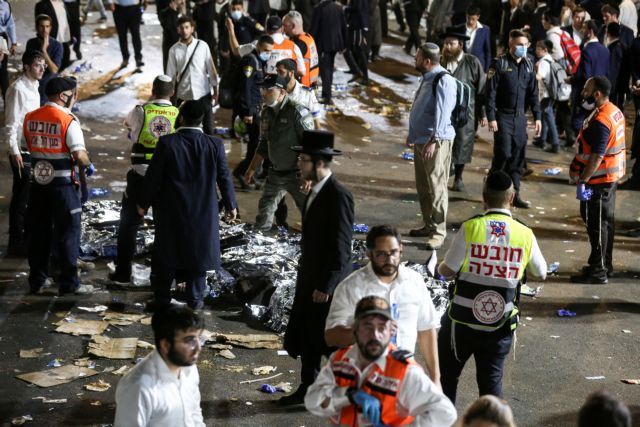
[1, 0, 639, 425]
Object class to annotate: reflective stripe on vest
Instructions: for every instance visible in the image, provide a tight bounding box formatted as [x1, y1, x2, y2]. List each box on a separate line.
[132, 103, 179, 165]
[569, 101, 626, 185]
[448, 212, 533, 331]
[24, 105, 75, 186]
[266, 39, 297, 75]
[297, 33, 319, 87]
[331, 345, 416, 427]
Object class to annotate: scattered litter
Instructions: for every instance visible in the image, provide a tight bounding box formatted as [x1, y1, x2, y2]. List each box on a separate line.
[252, 366, 276, 376]
[16, 365, 98, 387]
[548, 262, 560, 274]
[11, 415, 33, 425]
[592, 295, 600, 299]
[89, 188, 109, 198]
[622, 330, 632, 334]
[557, 309, 576, 317]
[245, 402, 253, 406]
[277, 350, 288, 356]
[89, 400, 102, 406]
[239, 372, 283, 384]
[101, 311, 147, 326]
[74, 358, 96, 369]
[77, 305, 108, 313]
[259, 384, 278, 393]
[219, 365, 244, 372]
[112, 365, 131, 376]
[275, 382, 292, 393]
[209, 343, 232, 350]
[401, 152, 414, 161]
[352, 224, 369, 233]
[217, 349, 236, 359]
[621, 379, 640, 384]
[214, 333, 282, 350]
[543, 168, 562, 175]
[131, 264, 151, 286]
[140, 317, 152, 325]
[520, 285, 542, 297]
[84, 379, 111, 392]
[32, 397, 67, 404]
[54, 319, 108, 336]
[20, 348, 48, 359]
[137, 340, 155, 349]
[525, 317, 533, 321]
[585, 376, 605, 380]
[47, 359, 62, 368]
[565, 249, 575, 253]
[88, 335, 138, 359]
[550, 335, 560, 339]
[361, 123, 371, 130]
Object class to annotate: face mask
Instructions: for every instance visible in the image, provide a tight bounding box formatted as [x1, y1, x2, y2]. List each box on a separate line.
[259, 52, 270, 62]
[230, 10, 242, 20]
[514, 45, 527, 58]
[581, 96, 596, 111]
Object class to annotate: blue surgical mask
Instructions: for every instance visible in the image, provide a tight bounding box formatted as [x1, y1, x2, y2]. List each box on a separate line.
[230, 10, 242, 20]
[259, 52, 270, 62]
[514, 45, 527, 58]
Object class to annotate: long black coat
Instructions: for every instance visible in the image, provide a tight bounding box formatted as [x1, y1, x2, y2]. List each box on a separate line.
[310, 0, 348, 53]
[141, 129, 237, 273]
[284, 175, 354, 358]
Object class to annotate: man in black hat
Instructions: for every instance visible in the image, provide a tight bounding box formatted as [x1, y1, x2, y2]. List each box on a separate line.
[436, 170, 547, 404]
[281, 129, 354, 405]
[244, 74, 314, 231]
[440, 27, 487, 192]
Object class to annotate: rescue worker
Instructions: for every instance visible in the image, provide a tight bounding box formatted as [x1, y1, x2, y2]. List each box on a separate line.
[569, 76, 625, 284]
[486, 29, 542, 209]
[232, 34, 273, 188]
[23, 76, 95, 295]
[436, 170, 547, 404]
[109, 75, 178, 284]
[243, 74, 314, 231]
[305, 295, 458, 426]
[264, 15, 305, 77]
[283, 10, 319, 87]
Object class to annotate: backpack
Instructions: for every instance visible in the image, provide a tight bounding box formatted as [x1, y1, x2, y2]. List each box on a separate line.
[543, 58, 572, 101]
[558, 29, 581, 75]
[432, 71, 472, 129]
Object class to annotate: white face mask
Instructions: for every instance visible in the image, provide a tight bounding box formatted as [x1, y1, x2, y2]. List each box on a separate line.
[230, 10, 242, 20]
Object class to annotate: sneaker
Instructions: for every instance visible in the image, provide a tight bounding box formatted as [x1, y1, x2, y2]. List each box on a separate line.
[77, 259, 95, 272]
[109, 271, 130, 285]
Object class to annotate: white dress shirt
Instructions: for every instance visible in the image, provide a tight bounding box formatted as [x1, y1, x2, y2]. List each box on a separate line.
[326, 262, 440, 353]
[124, 99, 173, 176]
[465, 21, 483, 51]
[288, 80, 321, 119]
[304, 346, 457, 427]
[619, 0, 638, 36]
[114, 350, 205, 427]
[51, 0, 71, 43]
[571, 25, 583, 46]
[166, 38, 218, 101]
[5, 75, 40, 155]
[306, 171, 331, 211]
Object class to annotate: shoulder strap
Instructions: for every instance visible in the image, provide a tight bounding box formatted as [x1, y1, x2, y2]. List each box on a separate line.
[175, 40, 201, 89]
[431, 71, 450, 96]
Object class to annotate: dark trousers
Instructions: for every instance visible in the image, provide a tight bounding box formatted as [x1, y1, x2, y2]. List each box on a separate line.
[162, 41, 172, 73]
[27, 183, 81, 293]
[380, 0, 389, 37]
[319, 51, 337, 100]
[349, 29, 369, 80]
[580, 183, 616, 276]
[150, 264, 206, 308]
[61, 42, 72, 71]
[113, 4, 143, 62]
[491, 113, 527, 192]
[300, 350, 323, 386]
[115, 170, 144, 277]
[392, 1, 405, 30]
[438, 315, 513, 404]
[66, 0, 82, 59]
[8, 156, 31, 251]
[404, 8, 423, 52]
[233, 112, 260, 175]
[555, 99, 575, 144]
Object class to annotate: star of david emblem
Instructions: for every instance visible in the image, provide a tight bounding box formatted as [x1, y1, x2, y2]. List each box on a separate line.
[472, 290, 506, 324]
[489, 221, 506, 238]
[480, 298, 498, 316]
[33, 160, 55, 185]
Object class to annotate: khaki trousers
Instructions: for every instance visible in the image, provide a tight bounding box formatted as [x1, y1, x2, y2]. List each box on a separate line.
[413, 140, 453, 244]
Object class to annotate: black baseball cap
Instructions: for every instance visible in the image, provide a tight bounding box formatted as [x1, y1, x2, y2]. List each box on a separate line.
[354, 296, 392, 321]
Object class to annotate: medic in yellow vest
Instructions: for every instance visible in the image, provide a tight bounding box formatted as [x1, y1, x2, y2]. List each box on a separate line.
[305, 296, 458, 427]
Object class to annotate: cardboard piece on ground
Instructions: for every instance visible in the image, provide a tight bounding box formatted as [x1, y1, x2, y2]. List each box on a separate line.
[621, 379, 640, 384]
[101, 311, 146, 326]
[112, 365, 131, 376]
[209, 343, 232, 350]
[33, 397, 67, 403]
[136, 340, 155, 349]
[20, 348, 48, 358]
[16, 365, 98, 387]
[218, 365, 244, 372]
[140, 317, 152, 325]
[215, 333, 282, 349]
[78, 305, 108, 313]
[84, 379, 111, 392]
[55, 319, 108, 336]
[88, 335, 138, 359]
[217, 349, 236, 359]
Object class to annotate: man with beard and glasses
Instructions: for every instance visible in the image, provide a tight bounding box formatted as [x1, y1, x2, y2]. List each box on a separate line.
[114, 305, 206, 426]
[325, 225, 442, 389]
[305, 296, 457, 427]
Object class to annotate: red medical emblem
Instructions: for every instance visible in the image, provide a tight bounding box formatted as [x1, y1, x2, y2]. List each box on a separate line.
[489, 221, 506, 238]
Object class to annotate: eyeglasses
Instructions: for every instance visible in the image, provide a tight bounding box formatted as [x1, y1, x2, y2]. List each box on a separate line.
[182, 335, 208, 350]
[32, 62, 48, 70]
[372, 249, 401, 260]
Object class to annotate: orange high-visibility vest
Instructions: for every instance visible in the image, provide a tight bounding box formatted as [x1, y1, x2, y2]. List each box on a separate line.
[24, 105, 76, 186]
[331, 345, 416, 427]
[570, 101, 626, 185]
[266, 38, 297, 75]
[296, 32, 319, 87]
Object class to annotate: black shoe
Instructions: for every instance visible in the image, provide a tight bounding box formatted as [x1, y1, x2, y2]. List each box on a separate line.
[409, 227, 430, 237]
[277, 385, 307, 406]
[399, 25, 406, 33]
[136, 60, 145, 68]
[570, 273, 608, 284]
[522, 168, 534, 178]
[513, 196, 531, 209]
[359, 78, 370, 86]
[348, 75, 362, 83]
[544, 145, 559, 153]
[618, 179, 640, 191]
[532, 139, 544, 148]
[109, 271, 130, 284]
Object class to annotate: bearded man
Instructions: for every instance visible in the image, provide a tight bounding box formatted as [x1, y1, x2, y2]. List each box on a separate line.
[324, 225, 442, 389]
[440, 27, 487, 192]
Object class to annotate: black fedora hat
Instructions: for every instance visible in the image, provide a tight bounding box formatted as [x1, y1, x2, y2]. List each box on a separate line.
[440, 26, 470, 41]
[291, 130, 342, 156]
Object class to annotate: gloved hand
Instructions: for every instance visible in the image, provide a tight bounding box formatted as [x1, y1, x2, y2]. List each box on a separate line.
[85, 163, 96, 177]
[576, 183, 593, 201]
[80, 181, 89, 205]
[351, 390, 381, 426]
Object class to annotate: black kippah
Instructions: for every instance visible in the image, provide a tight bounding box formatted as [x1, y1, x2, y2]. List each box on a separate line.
[485, 171, 513, 191]
[45, 76, 77, 97]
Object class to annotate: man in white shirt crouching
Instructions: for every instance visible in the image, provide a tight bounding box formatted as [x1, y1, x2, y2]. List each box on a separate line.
[325, 224, 442, 389]
[114, 305, 206, 427]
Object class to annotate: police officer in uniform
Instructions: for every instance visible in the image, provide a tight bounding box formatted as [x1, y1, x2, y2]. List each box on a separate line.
[244, 74, 314, 230]
[109, 75, 178, 284]
[569, 76, 625, 284]
[219, 0, 264, 73]
[437, 170, 547, 403]
[232, 35, 273, 187]
[23, 76, 94, 295]
[486, 29, 542, 209]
